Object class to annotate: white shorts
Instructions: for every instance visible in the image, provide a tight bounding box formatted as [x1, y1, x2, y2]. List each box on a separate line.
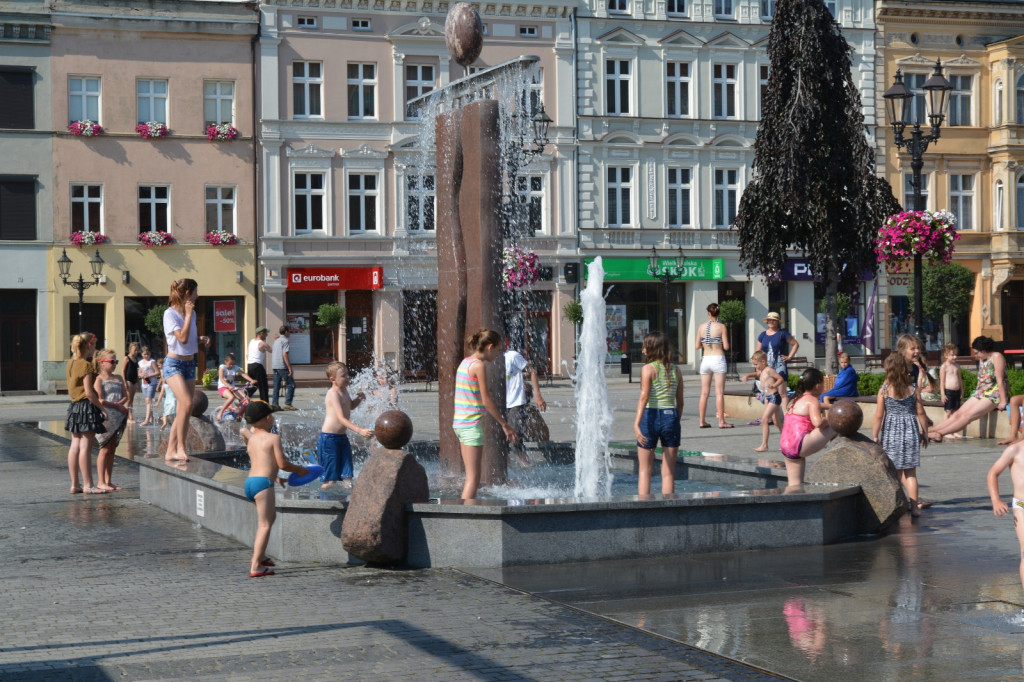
[699, 355, 727, 375]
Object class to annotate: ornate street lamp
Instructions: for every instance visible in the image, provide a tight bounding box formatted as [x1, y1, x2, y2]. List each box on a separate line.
[883, 59, 952, 339]
[647, 245, 686, 335]
[58, 248, 105, 334]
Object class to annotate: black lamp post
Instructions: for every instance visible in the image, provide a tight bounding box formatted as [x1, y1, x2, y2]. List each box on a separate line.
[647, 245, 685, 336]
[883, 59, 953, 340]
[57, 248, 105, 335]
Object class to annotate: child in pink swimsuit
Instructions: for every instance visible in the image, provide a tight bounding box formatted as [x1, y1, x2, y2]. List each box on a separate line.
[779, 368, 836, 490]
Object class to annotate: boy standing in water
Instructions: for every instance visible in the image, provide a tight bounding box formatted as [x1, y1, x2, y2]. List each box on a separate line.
[318, 361, 373, 490]
[988, 443, 1024, 596]
[742, 350, 784, 453]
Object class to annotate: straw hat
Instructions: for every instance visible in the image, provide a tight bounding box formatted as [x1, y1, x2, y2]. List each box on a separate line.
[762, 312, 782, 324]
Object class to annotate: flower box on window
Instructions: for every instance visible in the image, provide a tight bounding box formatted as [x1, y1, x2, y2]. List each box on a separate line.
[135, 121, 169, 139]
[138, 231, 174, 247]
[205, 124, 239, 142]
[70, 232, 107, 247]
[502, 246, 540, 290]
[204, 230, 238, 246]
[68, 120, 103, 137]
[875, 210, 960, 266]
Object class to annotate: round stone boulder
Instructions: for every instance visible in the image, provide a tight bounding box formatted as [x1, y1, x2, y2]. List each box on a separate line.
[828, 399, 862, 436]
[445, 3, 483, 67]
[191, 389, 209, 417]
[374, 410, 414, 450]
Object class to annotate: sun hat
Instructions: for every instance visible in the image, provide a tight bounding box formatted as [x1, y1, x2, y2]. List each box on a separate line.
[254, 325, 269, 335]
[762, 312, 782, 324]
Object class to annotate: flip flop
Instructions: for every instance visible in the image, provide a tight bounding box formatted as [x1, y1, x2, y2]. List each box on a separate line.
[260, 559, 276, 567]
[718, 424, 734, 429]
[249, 567, 275, 578]
[97, 485, 123, 492]
[699, 424, 712, 429]
[70, 486, 83, 494]
[83, 487, 109, 494]
[747, 419, 761, 426]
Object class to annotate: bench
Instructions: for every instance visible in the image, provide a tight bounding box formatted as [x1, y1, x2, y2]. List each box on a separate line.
[864, 354, 884, 370]
[786, 356, 810, 372]
[402, 369, 434, 390]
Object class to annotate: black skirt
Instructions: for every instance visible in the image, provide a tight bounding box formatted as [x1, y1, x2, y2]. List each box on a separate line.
[66, 399, 107, 435]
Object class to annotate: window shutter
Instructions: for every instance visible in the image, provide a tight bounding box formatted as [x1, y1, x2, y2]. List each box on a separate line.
[0, 70, 34, 130]
[0, 181, 37, 240]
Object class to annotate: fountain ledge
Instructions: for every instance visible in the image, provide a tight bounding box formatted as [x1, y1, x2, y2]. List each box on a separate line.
[135, 451, 862, 569]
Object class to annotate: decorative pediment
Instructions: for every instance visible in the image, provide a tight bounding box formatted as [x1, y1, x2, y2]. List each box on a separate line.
[663, 134, 700, 147]
[704, 32, 750, 50]
[945, 53, 983, 68]
[341, 144, 389, 160]
[896, 52, 940, 67]
[711, 135, 748, 148]
[388, 16, 444, 39]
[659, 29, 703, 49]
[602, 132, 642, 145]
[596, 27, 644, 46]
[287, 143, 335, 159]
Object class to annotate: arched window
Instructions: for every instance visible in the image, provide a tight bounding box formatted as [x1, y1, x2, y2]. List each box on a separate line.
[995, 180, 1004, 231]
[995, 80, 1003, 125]
[1017, 74, 1024, 124]
[1017, 176, 1024, 229]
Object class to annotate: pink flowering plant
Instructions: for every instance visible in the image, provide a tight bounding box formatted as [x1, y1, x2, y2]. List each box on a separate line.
[135, 121, 169, 139]
[502, 246, 540, 290]
[138, 231, 173, 247]
[875, 210, 960, 265]
[68, 120, 103, 137]
[205, 124, 239, 141]
[204, 230, 238, 246]
[69, 231, 106, 247]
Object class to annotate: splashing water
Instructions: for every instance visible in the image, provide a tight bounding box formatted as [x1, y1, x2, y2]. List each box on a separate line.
[574, 257, 614, 498]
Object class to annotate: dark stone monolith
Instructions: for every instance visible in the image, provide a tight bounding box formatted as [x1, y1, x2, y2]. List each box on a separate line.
[341, 448, 430, 565]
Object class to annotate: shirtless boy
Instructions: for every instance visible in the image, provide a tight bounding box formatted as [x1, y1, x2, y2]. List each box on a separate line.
[988, 442, 1024, 594]
[742, 350, 785, 453]
[243, 400, 309, 578]
[318, 361, 374, 490]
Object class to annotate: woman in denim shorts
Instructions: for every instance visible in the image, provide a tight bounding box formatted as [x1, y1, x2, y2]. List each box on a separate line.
[633, 331, 684, 496]
[162, 279, 208, 462]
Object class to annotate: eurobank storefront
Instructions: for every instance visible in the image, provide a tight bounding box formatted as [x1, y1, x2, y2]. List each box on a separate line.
[584, 255, 818, 370]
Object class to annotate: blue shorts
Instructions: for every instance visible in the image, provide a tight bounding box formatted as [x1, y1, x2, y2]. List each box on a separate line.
[765, 392, 782, 406]
[164, 356, 196, 381]
[244, 476, 274, 502]
[317, 432, 353, 481]
[637, 407, 681, 450]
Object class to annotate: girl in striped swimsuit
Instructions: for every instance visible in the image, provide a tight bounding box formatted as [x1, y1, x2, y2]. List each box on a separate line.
[453, 328, 518, 499]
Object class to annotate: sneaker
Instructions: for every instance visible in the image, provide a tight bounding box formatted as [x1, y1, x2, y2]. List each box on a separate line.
[270, 405, 281, 412]
[282, 404, 298, 411]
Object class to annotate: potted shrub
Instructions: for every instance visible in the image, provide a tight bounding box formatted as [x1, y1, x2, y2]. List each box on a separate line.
[204, 230, 238, 246]
[135, 121, 169, 139]
[68, 120, 103, 137]
[138, 231, 174, 247]
[70, 232, 107, 247]
[316, 303, 345, 361]
[205, 124, 239, 141]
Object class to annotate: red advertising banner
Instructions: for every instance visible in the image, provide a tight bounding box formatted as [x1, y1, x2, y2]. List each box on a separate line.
[213, 300, 236, 333]
[287, 267, 384, 290]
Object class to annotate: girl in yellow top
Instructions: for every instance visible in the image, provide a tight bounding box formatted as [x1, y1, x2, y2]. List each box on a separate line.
[452, 328, 517, 500]
[65, 332, 108, 494]
[633, 332, 684, 495]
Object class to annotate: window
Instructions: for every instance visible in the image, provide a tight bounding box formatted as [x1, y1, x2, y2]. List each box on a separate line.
[0, 69, 33, 129]
[667, 0, 686, 15]
[903, 173, 929, 210]
[204, 81, 235, 126]
[605, 59, 631, 115]
[608, 0, 629, 13]
[949, 174, 974, 230]
[667, 168, 692, 228]
[297, 16, 317, 28]
[348, 173, 378, 232]
[714, 169, 739, 228]
[713, 64, 736, 119]
[352, 19, 370, 30]
[138, 185, 169, 233]
[761, 0, 775, 18]
[1017, 74, 1024, 124]
[606, 166, 632, 227]
[137, 79, 168, 124]
[759, 64, 770, 116]
[948, 75, 972, 126]
[205, 186, 235, 234]
[286, 292, 336, 364]
[0, 178, 35, 240]
[825, 0, 837, 16]
[714, 0, 733, 18]
[347, 63, 376, 120]
[406, 174, 435, 232]
[995, 181, 1004, 231]
[68, 76, 100, 123]
[294, 172, 325, 232]
[666, 62, 690, 117]
[995, 80, 1004, 125]
[904, 72, 927, 125]
[1017, 176, 1024, 229]
[404, 64, 433, 119]
[519, 26, 538, 37]
[71, 184, 102, 234]
[516, 175, 545, 233]
[293, 61, 323, 118]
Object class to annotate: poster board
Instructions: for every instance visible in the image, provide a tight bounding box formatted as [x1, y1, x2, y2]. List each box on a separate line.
[606, 305, 627, 362]
[286, 313, 311, 365]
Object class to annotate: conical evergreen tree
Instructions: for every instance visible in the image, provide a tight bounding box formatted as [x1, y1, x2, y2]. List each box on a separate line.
[734, 0, 900, 373]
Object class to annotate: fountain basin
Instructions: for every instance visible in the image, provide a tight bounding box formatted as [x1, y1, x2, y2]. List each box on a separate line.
[135, 448, 861, 568]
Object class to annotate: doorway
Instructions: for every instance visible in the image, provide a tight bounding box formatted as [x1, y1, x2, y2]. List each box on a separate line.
[345, 290, 374, 372]
[1002, 281, 1024, 349]
[0, 290, 37, 391]
[718, 282, 746, 361]
[67, 302, 105, 351]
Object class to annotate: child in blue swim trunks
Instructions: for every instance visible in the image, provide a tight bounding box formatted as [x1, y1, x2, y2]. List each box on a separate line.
[242, 400, 310, 578]
[988, 441, 1024, 597]
[318, 362, 374, 490]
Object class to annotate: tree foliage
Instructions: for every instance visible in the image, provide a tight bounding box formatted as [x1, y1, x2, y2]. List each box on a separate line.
[144, 304, 168, 338]
[316, 303, 345, 360]
[909, 262, 974, 322]
[563, 299, 584, 326]
[718, 299, 746, 327]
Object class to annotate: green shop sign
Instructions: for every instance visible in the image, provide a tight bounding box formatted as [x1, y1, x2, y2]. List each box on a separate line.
[583, 257, 726, 281]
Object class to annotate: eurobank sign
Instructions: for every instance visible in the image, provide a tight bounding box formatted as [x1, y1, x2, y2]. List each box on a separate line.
[287, 267, 384, 290]
[583, 257, 726, 281]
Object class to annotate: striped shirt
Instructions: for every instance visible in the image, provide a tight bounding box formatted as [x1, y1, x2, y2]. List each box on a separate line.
[646, 362, 677, 409]
[453, 357, 484, 427]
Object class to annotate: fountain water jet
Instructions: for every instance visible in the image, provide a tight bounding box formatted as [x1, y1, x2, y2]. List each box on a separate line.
[574, 257, 614, 497]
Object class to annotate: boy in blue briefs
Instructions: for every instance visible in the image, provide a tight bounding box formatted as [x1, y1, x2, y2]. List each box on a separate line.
[243, 400, 309, 578]
[318, 362, 374, 490]
[988, 442, 1024, 597]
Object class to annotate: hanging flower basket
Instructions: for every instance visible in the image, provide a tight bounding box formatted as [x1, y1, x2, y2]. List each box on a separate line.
[875, 210, 960, 266]
[205, 124, 239, 142]
[135, 121, 169, 139]
[204, 230, 238, 246]
[502, 246, 540, 290]
[70, 231, 107, 247]
[68, 120, 103, 137]
[138, 231, 174, 247]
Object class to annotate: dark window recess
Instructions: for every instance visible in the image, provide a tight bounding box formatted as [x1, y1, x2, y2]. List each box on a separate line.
[0, 180, 37, 240]
[0, 70, 34, 129]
